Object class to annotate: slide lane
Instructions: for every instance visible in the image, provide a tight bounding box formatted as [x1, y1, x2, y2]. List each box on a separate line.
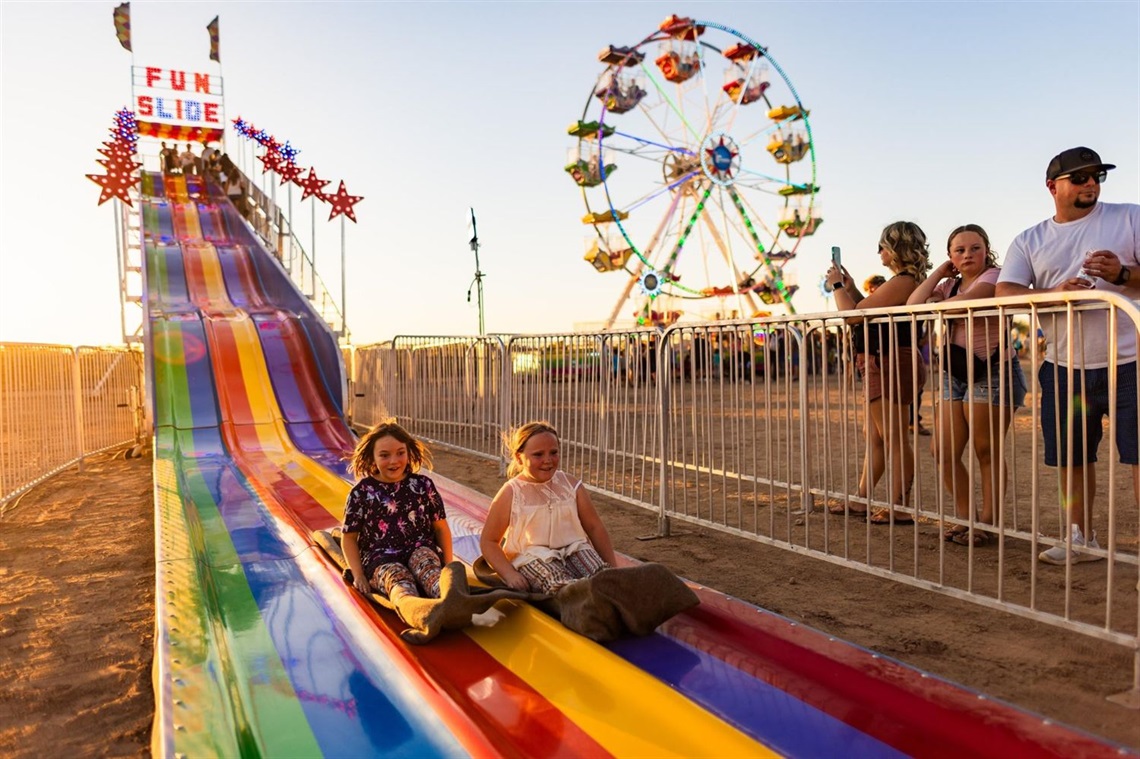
[210, 240, 356, 471]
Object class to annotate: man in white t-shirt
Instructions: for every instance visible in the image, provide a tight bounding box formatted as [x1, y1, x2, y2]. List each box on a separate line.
[996, 146, 1140, 564]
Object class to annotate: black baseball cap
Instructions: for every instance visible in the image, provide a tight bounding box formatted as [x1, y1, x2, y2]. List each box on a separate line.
[1046, 147, 1116, 181]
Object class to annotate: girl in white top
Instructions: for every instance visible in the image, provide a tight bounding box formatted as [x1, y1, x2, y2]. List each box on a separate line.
[480, 422, 617, 593]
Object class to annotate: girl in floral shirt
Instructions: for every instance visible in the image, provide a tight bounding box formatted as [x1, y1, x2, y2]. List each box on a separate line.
[342, 422, 453, 600]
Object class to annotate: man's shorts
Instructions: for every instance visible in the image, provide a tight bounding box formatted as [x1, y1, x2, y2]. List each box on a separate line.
[1039, 361, 1139, 467]
[941, 354, 1028, 408]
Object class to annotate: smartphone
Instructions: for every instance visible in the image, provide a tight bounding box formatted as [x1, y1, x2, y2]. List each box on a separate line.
[831, 246, 842, 269]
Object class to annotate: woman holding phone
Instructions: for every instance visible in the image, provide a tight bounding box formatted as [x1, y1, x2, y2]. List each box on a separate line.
[825, 222, 931, 524]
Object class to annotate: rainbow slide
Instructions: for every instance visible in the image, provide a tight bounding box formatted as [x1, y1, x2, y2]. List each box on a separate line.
[145, 171, 1125, 757]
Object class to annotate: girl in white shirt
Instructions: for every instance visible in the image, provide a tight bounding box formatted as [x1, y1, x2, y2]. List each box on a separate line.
[480, 422, 617, 592]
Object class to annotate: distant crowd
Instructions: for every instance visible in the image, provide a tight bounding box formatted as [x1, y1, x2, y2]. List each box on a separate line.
[159, 141, 250, 219]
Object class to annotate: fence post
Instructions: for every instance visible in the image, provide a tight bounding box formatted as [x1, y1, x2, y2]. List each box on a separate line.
[499, 337, 512, 477]
[792, 325, 813, 514]
[72, 348, 85, 473]
[656, 329, 672, 537]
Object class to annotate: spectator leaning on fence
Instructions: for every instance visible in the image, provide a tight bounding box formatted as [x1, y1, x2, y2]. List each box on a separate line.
[994, 146, 1140, 565]
[908, 224, 1027, 547]
[825, 221, 931, 525]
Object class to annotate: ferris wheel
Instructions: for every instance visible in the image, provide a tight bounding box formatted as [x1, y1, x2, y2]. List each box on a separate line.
[567, 14, 820, 329]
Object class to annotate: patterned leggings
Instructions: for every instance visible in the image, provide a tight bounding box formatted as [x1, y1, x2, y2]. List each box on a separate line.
[517, 546, 608, 594]
[369, 545, 443, 599]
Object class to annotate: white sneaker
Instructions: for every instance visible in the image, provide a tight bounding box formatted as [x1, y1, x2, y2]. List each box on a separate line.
[1038, 524, 1103, 565]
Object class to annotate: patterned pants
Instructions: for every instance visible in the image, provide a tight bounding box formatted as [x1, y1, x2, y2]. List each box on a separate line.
[370, 545, 443, 599]
[517, 546, 608, 594]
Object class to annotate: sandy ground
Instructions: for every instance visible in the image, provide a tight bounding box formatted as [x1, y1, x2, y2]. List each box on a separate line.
[0, 446, 1137, 756]
[0, 451, 153, 759]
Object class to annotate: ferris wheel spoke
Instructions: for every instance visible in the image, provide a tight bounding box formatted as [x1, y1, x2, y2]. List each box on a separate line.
[734, 120, 791, 153]
[612, 130, 696, 156]
[636, 61, 703, 143]
[624, 171, 700, 214]
[736, 166, 793, 185]
[696, 44, 716, 139]
[718, 53, 762, 137]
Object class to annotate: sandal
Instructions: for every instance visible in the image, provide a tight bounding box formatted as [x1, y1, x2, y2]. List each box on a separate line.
[869, 510, 914, 525]
[943, 526, 969, 542]
[828, 503, 867, 518]
[951, 529, 990, 547]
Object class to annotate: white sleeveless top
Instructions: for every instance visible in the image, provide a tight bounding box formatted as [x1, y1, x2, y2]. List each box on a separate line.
[501, 470, 590, 567]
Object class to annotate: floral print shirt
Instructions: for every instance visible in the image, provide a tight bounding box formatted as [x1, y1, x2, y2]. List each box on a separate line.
[343, 473, 446, 577]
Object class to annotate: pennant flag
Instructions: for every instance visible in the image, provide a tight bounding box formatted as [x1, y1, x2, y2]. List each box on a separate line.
[207, 16, 220, 62]
[113, 3, 131, 52]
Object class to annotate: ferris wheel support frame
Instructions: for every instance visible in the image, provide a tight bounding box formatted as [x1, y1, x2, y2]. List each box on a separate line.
[695, 187, 763, 319]
[603, 185, 685, 330]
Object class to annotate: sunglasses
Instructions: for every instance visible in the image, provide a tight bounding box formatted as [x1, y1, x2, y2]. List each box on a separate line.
[1058, 170, 1107, 186]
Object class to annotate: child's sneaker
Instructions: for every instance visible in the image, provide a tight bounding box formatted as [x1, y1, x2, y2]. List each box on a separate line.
[1038, 524, 1103, 565]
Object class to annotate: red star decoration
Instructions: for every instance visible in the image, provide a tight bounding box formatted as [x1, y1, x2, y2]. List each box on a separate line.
[258, 149, 283, 175]
[87, 169, 137, 206]
[98, 138, 134, 161]
[96, 155, 143, 174]
[88, 113, 141, 206]
[296, 167, 330, 200]
[278, 161, 304, 185]
[321, 180, 363, 223]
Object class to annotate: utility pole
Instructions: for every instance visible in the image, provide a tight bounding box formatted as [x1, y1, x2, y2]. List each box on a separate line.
[467, 208, 485, 335]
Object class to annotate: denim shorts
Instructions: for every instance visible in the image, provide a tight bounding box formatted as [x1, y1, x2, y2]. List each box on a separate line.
[1039, 361, 1139, 467]
[940, 354, 1027, 408]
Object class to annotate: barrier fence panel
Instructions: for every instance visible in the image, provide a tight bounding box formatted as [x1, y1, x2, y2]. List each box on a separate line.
[658, 320, 812, 539]
[354, 336, 506, 461]
[507, 331, 663, 513]
[1, 343, 144, 513]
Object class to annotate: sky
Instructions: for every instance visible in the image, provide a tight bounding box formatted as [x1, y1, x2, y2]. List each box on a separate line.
[1, 1, 1138, 347]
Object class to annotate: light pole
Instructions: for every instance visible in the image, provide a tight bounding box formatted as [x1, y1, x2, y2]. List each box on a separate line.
[466, 208, 485, 335]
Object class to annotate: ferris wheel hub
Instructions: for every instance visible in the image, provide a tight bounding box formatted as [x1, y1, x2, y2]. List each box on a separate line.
[699, 132, 741, 186]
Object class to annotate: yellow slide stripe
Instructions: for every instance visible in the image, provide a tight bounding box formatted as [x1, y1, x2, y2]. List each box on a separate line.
[467, 602, 777, 758]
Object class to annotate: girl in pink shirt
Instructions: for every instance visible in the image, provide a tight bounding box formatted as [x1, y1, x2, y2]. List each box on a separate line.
[908, 224, 1027, 546]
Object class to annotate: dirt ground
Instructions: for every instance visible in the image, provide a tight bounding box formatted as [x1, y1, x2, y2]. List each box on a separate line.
[0, 446, 1137, 756]
[0, 451, 154, 759]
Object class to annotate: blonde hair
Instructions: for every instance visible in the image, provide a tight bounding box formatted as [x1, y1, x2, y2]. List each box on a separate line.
[348, 420, 431, 479]
[504, 421, 559, 478]
[946, 223, 998, 270]
[863, 274, 887, 293]
[879, 221, 931, 283]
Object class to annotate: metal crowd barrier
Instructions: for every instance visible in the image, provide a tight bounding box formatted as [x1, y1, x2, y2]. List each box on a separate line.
[0, 343, 145, 514]
[352, 336, 507, 461]
[349, 291, 1140, 704]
